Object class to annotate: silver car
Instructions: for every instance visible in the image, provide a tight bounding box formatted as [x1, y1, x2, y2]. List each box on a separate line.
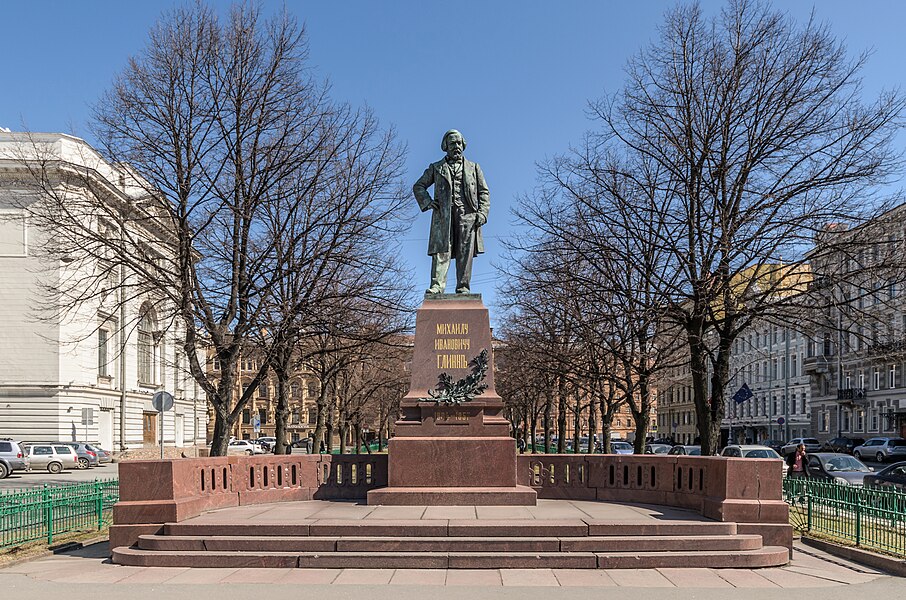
[721, 444, 787, 476]
[780, 437, 822, 456]
[24, 444, 79, 473]
[853, 437, 906, 463]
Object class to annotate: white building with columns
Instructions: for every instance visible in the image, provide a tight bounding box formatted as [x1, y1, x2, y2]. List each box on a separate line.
[0, 131, 207, 450]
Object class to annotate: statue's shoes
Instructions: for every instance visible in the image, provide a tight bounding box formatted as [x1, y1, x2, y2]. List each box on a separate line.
[425, 287, 443, 294]
[455, 288, 470, 294]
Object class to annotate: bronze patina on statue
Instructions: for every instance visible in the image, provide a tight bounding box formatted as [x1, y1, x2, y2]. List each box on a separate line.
[420, 349, 489, 405]
[413, 130, 490, 294]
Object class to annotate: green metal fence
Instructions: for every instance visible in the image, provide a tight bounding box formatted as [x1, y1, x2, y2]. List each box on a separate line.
[783, 478, 906, 558]
[0, 479, 119, 549]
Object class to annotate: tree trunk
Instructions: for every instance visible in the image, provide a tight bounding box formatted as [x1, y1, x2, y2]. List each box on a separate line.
[273, 368, 290, 455]
[556, 376, 567, 453]
[587, 400, 597, 454]
[543, 395, 552, 454]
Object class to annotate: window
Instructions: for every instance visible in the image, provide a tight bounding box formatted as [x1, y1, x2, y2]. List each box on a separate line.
[307, 381, 318, 398]
[871, 409, 878, 431]
[790, 393, 796, 415]
[874, 369, 881, 391]
[291, 410, 300, 425]
[307, 407, 317, 425]
[790, 354, 797, 378]
[98, 329, 109, 376]
[137, 310, 156, 384]
[258, 408, 267, 425]
[258, 382, 269, 398]
[213, 357, 221, 371]
[290, 382, 300, 398]
[0, 209, 27, 256]
[801, 395, 806, 414]
[821, 411, 829, 432]
[842, 409, 851, 431]
[856, 409, 864, 432]
[859, 372, 865, 390]
[889, 365, 897, 389]
[242, 409, 251, 424]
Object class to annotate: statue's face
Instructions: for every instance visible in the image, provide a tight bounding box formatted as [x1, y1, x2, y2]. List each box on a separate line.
[445, 132, 464, 160]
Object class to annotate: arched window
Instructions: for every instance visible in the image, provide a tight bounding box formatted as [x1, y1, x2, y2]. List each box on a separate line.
[137, 308, 156, 383]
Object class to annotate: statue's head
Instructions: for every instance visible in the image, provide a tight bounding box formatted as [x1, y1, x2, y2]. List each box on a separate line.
[441, 129, 466, 160]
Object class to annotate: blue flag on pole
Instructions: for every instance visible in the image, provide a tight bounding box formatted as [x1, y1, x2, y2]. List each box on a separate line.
[732, 383, 753, 404]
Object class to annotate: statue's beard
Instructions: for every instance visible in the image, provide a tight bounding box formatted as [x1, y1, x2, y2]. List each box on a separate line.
[448, 150, 463, 161]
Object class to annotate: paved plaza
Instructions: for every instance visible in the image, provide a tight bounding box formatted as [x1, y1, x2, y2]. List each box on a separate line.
[3, 499, 901, 598]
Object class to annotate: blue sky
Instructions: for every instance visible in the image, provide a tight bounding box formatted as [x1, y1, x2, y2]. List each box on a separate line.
[3, 1, 905, 323]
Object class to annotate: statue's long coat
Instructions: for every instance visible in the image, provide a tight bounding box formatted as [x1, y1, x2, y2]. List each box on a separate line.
[413, 157, 490, 256]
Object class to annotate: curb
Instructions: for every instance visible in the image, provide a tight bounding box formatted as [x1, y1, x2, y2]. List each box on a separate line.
[800, 536, 906, 577]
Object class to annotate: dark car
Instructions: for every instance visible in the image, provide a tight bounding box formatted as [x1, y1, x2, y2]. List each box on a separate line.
[822, 437, 865, 454]
[761, 439, 786, 454]
[59, 442, 100, 469]
[645, 443, 672, 455]
[668, 445, 701, 456]
[804, 452, 872, 486]
[863, 461, 906, 491]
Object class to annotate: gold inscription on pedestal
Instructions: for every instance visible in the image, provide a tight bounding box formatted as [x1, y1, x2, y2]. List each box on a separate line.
[434, 323, 471, 370]
[435, 408, 470, 424]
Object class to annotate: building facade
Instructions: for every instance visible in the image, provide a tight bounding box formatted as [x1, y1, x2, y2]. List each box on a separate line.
[0, 132, 207, 450]
[804, 215, 906, 443]
[723, 323, 811, 444]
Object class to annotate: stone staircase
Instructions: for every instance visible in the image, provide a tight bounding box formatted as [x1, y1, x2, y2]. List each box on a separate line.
[112, 519, 789, 569]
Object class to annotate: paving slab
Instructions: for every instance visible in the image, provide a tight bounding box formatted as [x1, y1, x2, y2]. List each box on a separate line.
[552, 568, 618, 586]
[712, 568, 780, 588]
[757, 567, 840, 587]
[421, 506, 477, 519]
[389, 569, 447, 585]
[163, 567, 239, 584]
[444, 569, 502, 586]
[367, 506, 428, 520]
[475, 506, 536, 519]
[333, 568, 395, 585]
[656, 568, 733, 588]
[499, 568, 560, 586]
[115, 566, 189, 584]
[219, 567, 295, 584]
[277, 568, 341, 584]
[604, 568, 675, 587]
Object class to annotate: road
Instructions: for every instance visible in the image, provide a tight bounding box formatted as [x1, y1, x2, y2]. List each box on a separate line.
[0, 462, 118, 490]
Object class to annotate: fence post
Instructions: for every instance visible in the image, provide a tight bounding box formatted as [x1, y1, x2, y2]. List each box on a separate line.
[806, 492, 812, 532]
[95, 480, 103, 531]
[43, 485, 52, 545]
[855, 498, 862, 547]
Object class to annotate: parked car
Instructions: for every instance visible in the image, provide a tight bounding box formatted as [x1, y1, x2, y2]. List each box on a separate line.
[760, 439, 786, 454]
[228, 440, 266, 455]
[721, 445, 787, 476]
[23, 444, 79, 473]
[804, 452, 872, 486]
[645, 443, 672, 455]
[256, 437, 277, 451]
[58, 442, 99, 469]
[780, 438, 822, 456]
[86, 444, 113, 464]
[668, 445, 701, 456]
[863, 461, 906, 491]
[852, 437, 906, 463]
[609, 441, 635, 455]
[821, 436, 865, 454]
[289, 439, 312, 454]
[0, 439, 29, 478]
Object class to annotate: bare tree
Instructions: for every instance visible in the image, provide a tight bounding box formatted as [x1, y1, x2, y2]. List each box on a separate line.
[523, 0, 903, 454]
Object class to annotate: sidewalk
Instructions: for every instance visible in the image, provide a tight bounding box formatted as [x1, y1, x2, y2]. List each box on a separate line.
[0, 538, 897, 600]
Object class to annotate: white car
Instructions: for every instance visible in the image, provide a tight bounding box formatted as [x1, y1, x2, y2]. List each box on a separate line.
[721, 444, 788, 476]
[228, 440, 266, 455]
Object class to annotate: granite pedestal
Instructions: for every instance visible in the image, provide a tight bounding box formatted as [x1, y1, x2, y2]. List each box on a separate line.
[368, 295, 536, 505]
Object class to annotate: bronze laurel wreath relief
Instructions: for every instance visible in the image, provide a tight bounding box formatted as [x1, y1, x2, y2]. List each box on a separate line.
[421, 349, 489, 405]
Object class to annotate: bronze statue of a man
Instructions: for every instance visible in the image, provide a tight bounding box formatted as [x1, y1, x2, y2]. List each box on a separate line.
[413, 129, 490, 294]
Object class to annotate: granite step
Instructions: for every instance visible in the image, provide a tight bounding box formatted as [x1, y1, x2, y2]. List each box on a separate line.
[163, 519, 737, 538]
[137, 533, 763, 553]
[112, 546, 789, 569]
